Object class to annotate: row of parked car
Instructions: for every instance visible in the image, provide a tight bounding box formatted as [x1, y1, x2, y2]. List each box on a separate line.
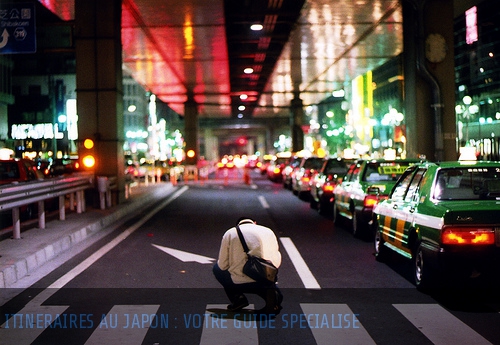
[267, 154, 500, 290]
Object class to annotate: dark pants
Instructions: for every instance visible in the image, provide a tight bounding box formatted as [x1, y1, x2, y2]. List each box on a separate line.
[213, 263, 282, 310]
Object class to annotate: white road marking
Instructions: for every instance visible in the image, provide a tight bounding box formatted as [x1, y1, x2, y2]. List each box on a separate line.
[200, 304, 258, 345]
[393, 304, 493, 345]
[258, 195, 270, 208]
[151, 244, 215, 264]
[280, 237, 321, 289]
[0, 187, 189, 344]
[85, 305, 160, 345]
[300, 303, 376, 345]
[48, 186, 189, 289]
[0, 297, 68, 345]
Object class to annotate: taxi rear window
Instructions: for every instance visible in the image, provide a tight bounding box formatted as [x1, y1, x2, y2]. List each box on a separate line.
[434, 167, 500, 200]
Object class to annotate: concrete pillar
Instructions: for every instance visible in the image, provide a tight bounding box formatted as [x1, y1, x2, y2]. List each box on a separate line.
[291, 96, 304, 153]
[75, 0, 125, 202]
[204, 128, 218, 162]
[266, 127, 275, 154]
[403, 0, 456, 161]
[184, 95, 198, 165]
[246, 139, 254, 156]
[257, 135, 266, 156]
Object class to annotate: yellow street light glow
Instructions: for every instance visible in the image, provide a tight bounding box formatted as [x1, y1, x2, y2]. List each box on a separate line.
[84, 138, 94, 149]
[187, 149, 195, 158]
[82, 155, 95, 168]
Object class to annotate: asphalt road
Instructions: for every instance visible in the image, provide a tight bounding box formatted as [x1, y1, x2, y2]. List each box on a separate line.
[1, 169, 499, 344]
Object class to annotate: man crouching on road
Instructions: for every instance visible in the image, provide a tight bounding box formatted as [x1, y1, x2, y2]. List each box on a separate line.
[213, 217, 283, 316]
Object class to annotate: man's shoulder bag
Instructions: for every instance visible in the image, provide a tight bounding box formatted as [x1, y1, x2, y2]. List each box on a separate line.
[236, 225, 278, 284]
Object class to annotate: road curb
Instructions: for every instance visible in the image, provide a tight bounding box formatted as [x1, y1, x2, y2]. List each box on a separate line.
[0, 183, 176, 288]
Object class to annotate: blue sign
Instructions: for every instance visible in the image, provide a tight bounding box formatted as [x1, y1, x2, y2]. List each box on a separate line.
[0, 2, 36, 54]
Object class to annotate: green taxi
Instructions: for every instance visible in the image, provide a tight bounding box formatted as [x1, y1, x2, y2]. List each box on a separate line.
[333, 159, 420, 237]
[373, 161, 500, 289]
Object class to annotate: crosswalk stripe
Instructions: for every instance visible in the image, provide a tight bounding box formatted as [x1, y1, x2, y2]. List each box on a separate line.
[200, 304, 258, 345]
[0, 289, 68, 345]
[0, 305, 69, 345]
[84, 305, 160, 345]
[300, 303, 376, 345]
[280, 237, 321, 289]
[393, 304, 493, 345]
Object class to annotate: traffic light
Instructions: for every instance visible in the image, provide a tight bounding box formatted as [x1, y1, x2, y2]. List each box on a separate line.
[186, 149, 196, 159]
[81, 138, 96, 169]
[185, 149, 196, 166]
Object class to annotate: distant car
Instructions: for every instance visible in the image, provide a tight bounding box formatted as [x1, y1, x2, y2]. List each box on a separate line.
[333, 158, 421, 237]
[46, 158, 80, 176]
[282, 156, 301, 190]
[373, 161, 500, 290]
[310, 158, 349, 214]
[292, 156, 324, 199]
[258, 154, 274, 175]
[216, 156, 236, 169]
[266, 155, 290, 182]
[0, 158, 44, 185]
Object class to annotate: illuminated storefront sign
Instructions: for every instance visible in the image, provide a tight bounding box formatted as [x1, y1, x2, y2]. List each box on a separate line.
[11, 123, 63, 140]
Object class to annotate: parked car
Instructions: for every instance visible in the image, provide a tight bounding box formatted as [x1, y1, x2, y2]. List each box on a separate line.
[0, 158, 44, 185]
[373, 161, 500, 290]
[258, 154, 274, 175]
[266, 154, 290, 182]
[310, 158, 349, 214]
[292, 156, 324, 199]
[282, 155, 301, 190]
[333, 158, 420, 237]
[0, 158, 46, 221]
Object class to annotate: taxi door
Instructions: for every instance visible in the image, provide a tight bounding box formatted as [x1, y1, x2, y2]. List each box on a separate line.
[335, 162, 359, 217]
[387, 168, 426, 256]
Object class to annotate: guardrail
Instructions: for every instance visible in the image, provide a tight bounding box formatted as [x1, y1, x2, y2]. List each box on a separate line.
[0, 173, 94, 239]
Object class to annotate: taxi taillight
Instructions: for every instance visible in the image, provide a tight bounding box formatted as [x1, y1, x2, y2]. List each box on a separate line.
[364, 195, 380, 207]
[323, 184, 335, 193]
[442, 227, 495, 245]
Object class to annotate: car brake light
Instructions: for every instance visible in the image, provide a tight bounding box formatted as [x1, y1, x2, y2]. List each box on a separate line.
[364, 194, 379, 207]
[323, 184, 335, 193]
[442, 227, 495, 245]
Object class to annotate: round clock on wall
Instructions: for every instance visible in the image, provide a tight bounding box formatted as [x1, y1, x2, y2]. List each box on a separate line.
[425, 33, 447, 63]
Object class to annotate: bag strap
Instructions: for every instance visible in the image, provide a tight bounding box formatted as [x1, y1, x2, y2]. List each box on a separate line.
[235, 225, 250, 253]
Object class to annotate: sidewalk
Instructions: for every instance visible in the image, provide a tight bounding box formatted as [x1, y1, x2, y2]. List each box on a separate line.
[0, 181, 177, 289]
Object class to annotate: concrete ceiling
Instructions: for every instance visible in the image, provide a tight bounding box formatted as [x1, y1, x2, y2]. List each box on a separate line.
[40, 0, 403, 122]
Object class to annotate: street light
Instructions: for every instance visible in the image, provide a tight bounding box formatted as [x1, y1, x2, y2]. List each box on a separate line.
[459, 95, 479, 143]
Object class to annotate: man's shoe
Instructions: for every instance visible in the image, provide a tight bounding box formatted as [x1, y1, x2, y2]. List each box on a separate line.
[227, 297, 249, 311]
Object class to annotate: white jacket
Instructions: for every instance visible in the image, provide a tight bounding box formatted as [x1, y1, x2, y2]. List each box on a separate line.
[217, 220, 282, 284]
